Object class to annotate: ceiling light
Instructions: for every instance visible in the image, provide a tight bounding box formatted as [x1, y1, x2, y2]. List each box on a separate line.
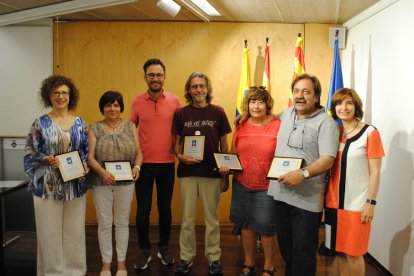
[190, 0, 220, 16]
[0, 0, 138, 26]
[157, 0, 181, 17]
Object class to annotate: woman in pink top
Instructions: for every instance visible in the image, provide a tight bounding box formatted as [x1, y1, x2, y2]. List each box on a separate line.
[221, 86, 280, 276]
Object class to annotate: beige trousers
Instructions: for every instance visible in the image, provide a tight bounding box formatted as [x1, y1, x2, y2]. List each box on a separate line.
[92, 184, 134, 263]
[33, 196, 87, 276]
[178, 177, 222, 262]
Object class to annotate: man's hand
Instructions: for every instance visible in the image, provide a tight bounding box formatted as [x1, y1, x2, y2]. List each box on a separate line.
[178, 154, 201, 165]
[234, 114, 248, 126]
[277, 170, 305, 187]
[218, 166, 230, 175]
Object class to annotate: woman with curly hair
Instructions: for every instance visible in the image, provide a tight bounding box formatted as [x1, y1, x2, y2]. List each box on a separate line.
[24, 75, 89, 275]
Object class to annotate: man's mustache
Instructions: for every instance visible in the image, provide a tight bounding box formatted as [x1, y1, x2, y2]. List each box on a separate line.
[295, 98, 306, 103]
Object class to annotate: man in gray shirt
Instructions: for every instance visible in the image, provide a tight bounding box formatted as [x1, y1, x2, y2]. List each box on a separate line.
[268, 74, 339, 276]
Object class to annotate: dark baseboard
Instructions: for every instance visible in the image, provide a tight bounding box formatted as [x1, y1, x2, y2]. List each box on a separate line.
[365, 253, 393, 276]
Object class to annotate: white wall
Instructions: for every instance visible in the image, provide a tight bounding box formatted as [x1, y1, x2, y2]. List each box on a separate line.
[0, 24, 52, 136]
[343, 0, 414, 274]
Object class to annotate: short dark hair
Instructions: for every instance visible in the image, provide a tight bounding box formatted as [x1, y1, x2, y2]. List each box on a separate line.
[98, 91, 124, 114]
[39, 75, 79, 110]
[184, 72, 213, 104]
[330, 88, 364, 120]
[291, 73, 322, 108]
[143, 58, 166, 74]
[242, 86, 274, 117]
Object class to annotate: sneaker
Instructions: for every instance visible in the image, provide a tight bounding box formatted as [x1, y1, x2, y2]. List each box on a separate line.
[134, 249, 151, 270]
[209, 260, 223, 275]
[175, 259, 193, 274]
[157, 246, 175, 265]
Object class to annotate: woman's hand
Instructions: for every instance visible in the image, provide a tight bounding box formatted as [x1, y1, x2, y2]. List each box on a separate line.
[79, 166, 90, 182]
[100, 169, 116, 186]
[45, 156, 60, 169]
[132, 167, 140, 181]
[361, 203, 375, 224]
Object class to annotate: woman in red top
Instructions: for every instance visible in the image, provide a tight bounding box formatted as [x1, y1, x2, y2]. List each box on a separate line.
[221, 86, 280, 276]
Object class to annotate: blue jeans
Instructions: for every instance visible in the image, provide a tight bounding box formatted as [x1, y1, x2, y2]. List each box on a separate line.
[274, 200, 321, 276]
[135, 163, 175, 249]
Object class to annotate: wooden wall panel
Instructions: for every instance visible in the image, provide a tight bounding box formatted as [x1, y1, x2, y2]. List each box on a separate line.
[53, 21, 334, 224]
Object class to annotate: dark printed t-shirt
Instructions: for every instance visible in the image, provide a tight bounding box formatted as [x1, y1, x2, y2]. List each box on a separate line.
[172, 104, 231, 178]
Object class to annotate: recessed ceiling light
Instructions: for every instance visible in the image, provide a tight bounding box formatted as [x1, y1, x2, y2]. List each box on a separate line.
[190, 0, 221, 16]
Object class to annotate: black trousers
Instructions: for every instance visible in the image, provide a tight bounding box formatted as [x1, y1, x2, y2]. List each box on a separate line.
[135, 163, 175, 249]
[274, 200, 321, 276]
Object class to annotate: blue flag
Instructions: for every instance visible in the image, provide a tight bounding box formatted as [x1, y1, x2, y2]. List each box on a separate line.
[326, 39, 344, 113]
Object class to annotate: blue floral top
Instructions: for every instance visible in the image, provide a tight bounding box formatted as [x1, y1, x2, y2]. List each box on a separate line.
[24, 114, 89, 200]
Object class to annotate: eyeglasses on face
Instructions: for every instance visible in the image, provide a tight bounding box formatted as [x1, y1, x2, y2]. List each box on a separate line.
[52, 91, 69, 97]
[146, 73, 164, 79]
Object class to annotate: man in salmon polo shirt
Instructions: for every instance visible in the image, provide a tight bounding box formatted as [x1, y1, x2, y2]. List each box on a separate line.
[130, 58, 181, 271]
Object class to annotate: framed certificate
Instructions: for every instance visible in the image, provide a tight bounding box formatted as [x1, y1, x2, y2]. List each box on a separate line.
[213, 153, 243, 172]
[266, 157, 304, 180]
[183, 135, 205, 160]
[104, 161, 133, 182]
[55, 151, 86, 182]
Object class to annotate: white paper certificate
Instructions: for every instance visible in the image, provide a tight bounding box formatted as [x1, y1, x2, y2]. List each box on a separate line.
[56, 151, 86, 182]
[183, 135, 205, 160]
[104, 161, 133, 182]
[266, 157, 303, 180]
[213, 153, 243, 172]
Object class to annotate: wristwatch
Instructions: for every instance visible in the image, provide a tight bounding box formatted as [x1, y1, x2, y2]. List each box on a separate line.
[300, 168, 310, 179]
[366, 198, 377, 205]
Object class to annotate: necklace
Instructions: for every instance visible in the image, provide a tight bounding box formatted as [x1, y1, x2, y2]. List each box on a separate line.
[105, 119, 121, 130]
[343, 120, 359, 138]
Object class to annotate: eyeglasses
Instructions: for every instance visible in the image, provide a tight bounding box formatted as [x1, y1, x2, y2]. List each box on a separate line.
[190, 84, 207, 90]
[52, 91, 70, 97]
[146, 73, 164, 79]
[287, 123, 304, 149]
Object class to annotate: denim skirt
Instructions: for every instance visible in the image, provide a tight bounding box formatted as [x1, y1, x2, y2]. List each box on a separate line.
[230, 179, 276, 235]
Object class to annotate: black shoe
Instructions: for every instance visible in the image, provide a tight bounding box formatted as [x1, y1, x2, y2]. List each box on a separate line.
[134, 249, 151, 270]
[209, 260, 224, 275]
[175, 259, 193, 274]
[240, 263, 256, 276]
[157, 246, 175, 265]
[262, 268, 277, 276]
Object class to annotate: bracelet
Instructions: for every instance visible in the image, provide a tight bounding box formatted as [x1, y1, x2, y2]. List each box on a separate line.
[366, 198, 377, 205]
[134, 165, 141, 172]
[176, 153, 183, 159]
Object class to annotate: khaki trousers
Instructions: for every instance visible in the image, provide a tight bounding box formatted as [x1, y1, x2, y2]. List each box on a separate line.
[33, 196, 87, 276]
[178, 177, 222, 262]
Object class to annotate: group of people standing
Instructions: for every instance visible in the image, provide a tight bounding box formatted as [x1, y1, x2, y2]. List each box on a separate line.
[24, 57, 384, 276]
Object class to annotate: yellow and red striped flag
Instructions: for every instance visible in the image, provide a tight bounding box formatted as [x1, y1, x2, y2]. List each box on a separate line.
[236, 43, 251, 116]
[262, 39, 271, 93]
[289, 34, 306, 106]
